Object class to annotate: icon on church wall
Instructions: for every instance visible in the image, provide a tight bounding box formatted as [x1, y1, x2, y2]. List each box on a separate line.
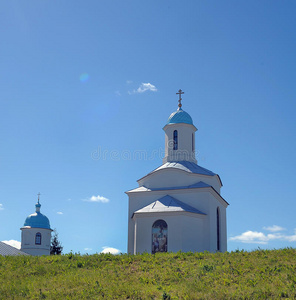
[152, 220, 168, 254]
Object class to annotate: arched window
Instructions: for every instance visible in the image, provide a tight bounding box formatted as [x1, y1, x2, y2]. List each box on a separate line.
[192, 133, 194, 152]
[152, 220, 168, 254]
[217, 208, 220, 251]
[173, 130, 178, 150]
[35, 232, 42, 245]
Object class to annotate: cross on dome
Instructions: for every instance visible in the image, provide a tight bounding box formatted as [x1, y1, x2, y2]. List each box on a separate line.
[36, 192, 41, 213]
[176, 89, 184, 108]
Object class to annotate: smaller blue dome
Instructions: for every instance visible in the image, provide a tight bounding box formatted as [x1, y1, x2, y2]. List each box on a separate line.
[166, 108, 193, 125]
[24, 212, 51, 229]
[23, 200, 51, 229]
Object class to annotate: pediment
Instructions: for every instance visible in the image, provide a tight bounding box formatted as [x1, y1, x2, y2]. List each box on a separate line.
[133, 195, 206, 215]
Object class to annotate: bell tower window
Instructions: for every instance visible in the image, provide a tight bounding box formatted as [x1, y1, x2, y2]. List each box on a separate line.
[35, 232, 42, 245]
[173, 130, 178, 150]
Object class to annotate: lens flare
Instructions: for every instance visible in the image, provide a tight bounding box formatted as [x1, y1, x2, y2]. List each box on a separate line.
[80, 73, 89, 82]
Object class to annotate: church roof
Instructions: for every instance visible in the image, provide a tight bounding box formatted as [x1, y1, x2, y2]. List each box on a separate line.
[128, 181, 211, 193]
[166, 108, 193, 125]
[127, 181, 229, 206]
[23, 212, 51, 229]
[155, 161, 216, 176]
[138, 161, 221, 183]
[133, 195, 206, 215]
[0, 242, 29, 256]
[22, 199, 51, 230]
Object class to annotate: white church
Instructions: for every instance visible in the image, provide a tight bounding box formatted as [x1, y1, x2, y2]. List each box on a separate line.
[20, 194, 53, 256]
[126, 90, 229, 254]
[1, 89, 228, 256]
[0, 194, 53, 256]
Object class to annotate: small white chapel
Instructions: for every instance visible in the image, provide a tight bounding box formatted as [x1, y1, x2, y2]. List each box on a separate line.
[20, 194, 53, 256]
[126, 90, 229, 254]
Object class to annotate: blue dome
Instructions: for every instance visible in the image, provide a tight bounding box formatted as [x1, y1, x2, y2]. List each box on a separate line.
[166, 108, 193, 125]
[24, 212, 51, 229]
[23, 200, 51, 229]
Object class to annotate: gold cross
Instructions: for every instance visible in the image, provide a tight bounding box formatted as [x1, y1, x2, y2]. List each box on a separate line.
[176, 89, 184, 108]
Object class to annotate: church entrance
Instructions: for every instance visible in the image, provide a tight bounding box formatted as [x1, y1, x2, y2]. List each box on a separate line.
[152, 220, 168, 254]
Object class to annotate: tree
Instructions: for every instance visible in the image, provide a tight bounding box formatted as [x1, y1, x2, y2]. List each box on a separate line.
[50, 229, 63, 255]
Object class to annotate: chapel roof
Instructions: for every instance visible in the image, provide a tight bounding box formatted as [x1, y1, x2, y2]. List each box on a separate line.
[127, 181, 211, 193]
[22, 198, 51, 230]
[166, 107, 193, 125]
[138, 161, 220, 183]
[0, 242, 29, 256]
[155, 161, 216, 176]
[133, 195, 206, 215]
[23, 212, 51, 229]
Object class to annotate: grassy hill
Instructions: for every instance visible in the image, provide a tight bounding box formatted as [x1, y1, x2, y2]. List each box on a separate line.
[1, 248, 296, 299]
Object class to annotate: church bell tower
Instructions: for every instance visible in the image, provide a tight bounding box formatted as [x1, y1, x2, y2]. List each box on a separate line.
[163, 89, 197, 164]
[20, 194, 53, 256]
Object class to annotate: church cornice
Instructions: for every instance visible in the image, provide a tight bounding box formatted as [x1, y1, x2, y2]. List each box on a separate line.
[126, 185, 229, 207]
[162, 122, 197, 132]
[20, 226, 53, 231]
[132, 210, 207, 219]
[137, 162, 222, 186]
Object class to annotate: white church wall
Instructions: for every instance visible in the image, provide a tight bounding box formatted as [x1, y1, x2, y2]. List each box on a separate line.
[133, 213, 207, 254]
[21, 228, 51, 256]
[23, 248, 50, 256]
[127, 189, 218, 253]
[128, 193, 164, 253]
[208, 201, 219, 252]
[133, 216, 154, 254]
[220, 204, 228, 252]
[168, 215, 207, 252]
[21, 229, 32, 246]
[170, 189, 212, 214]
[163, 123, 197, 164]
[207, 199, 228, 252]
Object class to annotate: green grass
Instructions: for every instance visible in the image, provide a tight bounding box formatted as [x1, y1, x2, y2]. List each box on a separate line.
[1, 248, 296, 299]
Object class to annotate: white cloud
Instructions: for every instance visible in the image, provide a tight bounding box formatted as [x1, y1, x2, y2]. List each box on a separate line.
[84, 248, 92, 251]
[230, 229, 296, 244]
[83, 195, 110, 203]
[129, 83, 157, 94]
[101, 246, 121, 255]
[229, 231, 269, 244]
[2, 240, 21, 249]
[283, 231, 296, 242]
[57, 212, 63, 215]
[0, 204, 3, 210]
[263, 225, 285, 232]
[126, 80, 133, 84]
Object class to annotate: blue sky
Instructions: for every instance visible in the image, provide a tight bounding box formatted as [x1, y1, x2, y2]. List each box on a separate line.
[1, 0, 296, 254]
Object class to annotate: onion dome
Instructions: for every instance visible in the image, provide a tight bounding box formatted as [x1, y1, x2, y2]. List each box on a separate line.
[23, 197, 51, 229]
[166, 89, 194, 125]
[166, 107, 193, 125]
